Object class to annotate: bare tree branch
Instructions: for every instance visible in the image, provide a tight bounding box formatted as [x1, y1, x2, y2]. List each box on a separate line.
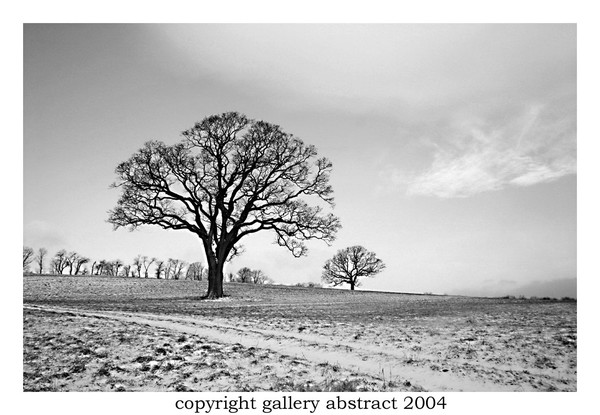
[108, 112, 341, 298]
[35, 248, 47, 274]
[322, 246, 386, 290]
[23, 247, 35, 272]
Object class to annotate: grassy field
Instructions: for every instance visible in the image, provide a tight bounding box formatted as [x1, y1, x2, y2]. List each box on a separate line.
[23, 275, 576, 392]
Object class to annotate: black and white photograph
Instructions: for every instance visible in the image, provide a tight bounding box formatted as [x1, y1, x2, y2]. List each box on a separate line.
[14, 5, 590, 412]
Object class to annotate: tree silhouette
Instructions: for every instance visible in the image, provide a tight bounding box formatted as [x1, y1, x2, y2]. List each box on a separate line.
[167, 258, 186, 280]
[236, 267, 253, 283]
[96, 259, 109, 275]
[141, 256, 155, 278]
[35, 247, 47, 274]
[66, 252, 90, 275]
[109, 112, 340, 298]
[154, 260, 165, 279]
[122, 264, 132, 278]
[51, 250, 70, 274]
[73, 255, 90, 275]
[322, 245, 386, 290]
[133, 255, 143, 278]
[186, 262, 205, 280]
[251, 269, 270, 284]
[112, 259, 124, 276]
[23, 246, 35, 272]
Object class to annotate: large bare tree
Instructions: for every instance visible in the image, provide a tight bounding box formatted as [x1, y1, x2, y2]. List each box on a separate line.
[108, 112, 340, 298]
[322, 245, 386, 291]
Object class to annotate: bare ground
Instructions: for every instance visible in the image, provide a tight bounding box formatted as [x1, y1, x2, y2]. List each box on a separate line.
[23, 276, 577, 392]
[23, 307, 420, 392]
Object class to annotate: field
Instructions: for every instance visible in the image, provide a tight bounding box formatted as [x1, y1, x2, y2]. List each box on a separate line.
[23, 275, 576, 392]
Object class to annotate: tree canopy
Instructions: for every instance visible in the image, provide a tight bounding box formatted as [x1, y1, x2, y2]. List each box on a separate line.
[108, 112, 341, 298]
[322, 245, 385, 290]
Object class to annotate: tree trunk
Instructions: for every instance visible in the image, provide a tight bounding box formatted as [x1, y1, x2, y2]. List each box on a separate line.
[205, 253, 225, 299]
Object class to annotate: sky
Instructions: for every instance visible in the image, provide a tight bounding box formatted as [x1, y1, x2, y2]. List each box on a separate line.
[23, 24, 577, 298]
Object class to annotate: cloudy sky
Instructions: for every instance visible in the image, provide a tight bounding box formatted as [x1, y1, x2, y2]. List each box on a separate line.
[23, 24, 576, 297]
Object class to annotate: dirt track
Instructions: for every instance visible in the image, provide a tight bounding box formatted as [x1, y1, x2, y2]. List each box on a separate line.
[23, 303, 563, 392]
[23, 276, 577, 392]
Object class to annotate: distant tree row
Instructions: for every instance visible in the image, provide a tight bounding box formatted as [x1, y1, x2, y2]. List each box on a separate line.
[24, 244, 386, 291]
[295, 281, 323, 288]
[230, 267, 272, 284]
[22, 246, 205, 280]
[23, 247, 90, 275]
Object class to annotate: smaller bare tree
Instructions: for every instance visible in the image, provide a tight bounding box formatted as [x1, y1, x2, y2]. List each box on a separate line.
[112, 259, 123, 277]
[164, 259, 174, 279]
[65, 252, 89, 275]
[51, 250, 70, 274]
[169, 259, 186, 280]
[121, 264, 131, 277]
[97, 260, 109, 275]
[236, 267, 253, 283]
[186, 262, 205, 281]
[141, 256, 155, 278]
[155, 260, 165, 279]
[23, 246, 35, 272]
[66, 252, 78, 275]
[133, 255, 143, 278]
[322, 245, 386, 291]
[251, 269, 270, 284]
[35, 247, 47, 274]
[73, 256, 90, 275]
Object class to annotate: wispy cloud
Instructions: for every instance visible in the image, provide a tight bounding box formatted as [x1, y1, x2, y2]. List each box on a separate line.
[154, 24, 575, 200]
[404, 102, 576, 198]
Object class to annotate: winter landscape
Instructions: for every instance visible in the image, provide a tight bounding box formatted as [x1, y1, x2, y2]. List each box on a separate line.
[23, 24, 577, 395]
[23, 275, 576, 392]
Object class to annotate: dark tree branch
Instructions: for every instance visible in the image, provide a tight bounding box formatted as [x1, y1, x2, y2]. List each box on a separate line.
[108, 112, 341, 298]
[322, 246, 386, 290]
